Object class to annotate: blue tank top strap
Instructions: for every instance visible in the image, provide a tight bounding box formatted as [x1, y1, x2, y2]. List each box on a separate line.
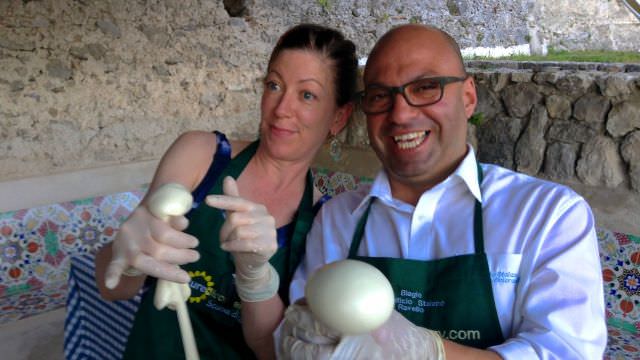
[189, 131, 231, 210]
[276, 224, 293, 248]
[313, 194, 332, 213]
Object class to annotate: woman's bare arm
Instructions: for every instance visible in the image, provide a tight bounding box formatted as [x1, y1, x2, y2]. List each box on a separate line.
[94, 131, 219, 300]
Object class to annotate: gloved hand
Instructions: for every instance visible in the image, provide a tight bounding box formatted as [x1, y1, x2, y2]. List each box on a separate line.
[277, 303, 445, 360]
[371, 310, 445, 360]
[278, 303, 383, 360]
[104, 202, 200, 289]
[205, 176, 279, 302]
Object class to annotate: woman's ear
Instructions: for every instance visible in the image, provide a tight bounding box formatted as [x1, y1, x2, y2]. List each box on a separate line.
[462, 77, 478, 119]
[330, 102, 354, 135]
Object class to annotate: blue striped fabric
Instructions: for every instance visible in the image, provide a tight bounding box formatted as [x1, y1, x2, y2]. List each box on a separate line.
[64, 254, 144, 360]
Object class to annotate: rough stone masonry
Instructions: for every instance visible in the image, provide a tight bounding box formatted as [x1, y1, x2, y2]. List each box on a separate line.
[1, 0, 638, 181]
[0, 0, 639, 234]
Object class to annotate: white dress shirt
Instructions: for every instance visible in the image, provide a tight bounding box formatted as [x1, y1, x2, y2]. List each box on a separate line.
[291, 147, 606, 359]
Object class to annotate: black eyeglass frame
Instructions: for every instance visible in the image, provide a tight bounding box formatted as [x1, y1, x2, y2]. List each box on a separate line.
[357, 75, 469, 115]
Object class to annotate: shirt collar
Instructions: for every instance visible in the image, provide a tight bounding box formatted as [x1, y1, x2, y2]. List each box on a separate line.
[456, 145, 483, 203]
[352, 144, 483, 215]
[351, 170, 392, 215]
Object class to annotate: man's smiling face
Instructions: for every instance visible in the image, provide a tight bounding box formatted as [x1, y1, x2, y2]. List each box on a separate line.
[363, 25, 477, 198]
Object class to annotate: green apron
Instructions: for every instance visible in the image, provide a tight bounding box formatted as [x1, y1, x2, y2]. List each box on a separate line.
[348, 164, 504, 348]
[123, 140, 315, 359]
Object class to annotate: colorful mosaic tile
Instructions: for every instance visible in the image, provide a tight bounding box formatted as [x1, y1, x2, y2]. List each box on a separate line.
[600, 228, 640, 360]
[0, 189, 144, 324]
[311, 168, 371, 196]
[0, 282, 68, 323]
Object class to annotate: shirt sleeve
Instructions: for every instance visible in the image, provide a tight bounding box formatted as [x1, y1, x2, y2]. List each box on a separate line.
[490, 195, 607, 359]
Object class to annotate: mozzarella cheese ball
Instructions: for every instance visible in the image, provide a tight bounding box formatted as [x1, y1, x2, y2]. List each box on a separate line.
[147, 183, 193, 220]
[305, 259, 395, 335]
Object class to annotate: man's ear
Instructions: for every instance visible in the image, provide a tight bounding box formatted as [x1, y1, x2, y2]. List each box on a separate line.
[330, 102, 354, 135]
[462, 77, 478, 119]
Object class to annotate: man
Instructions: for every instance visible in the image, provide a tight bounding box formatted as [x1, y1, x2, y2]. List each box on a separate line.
[279, 24, 606, 359]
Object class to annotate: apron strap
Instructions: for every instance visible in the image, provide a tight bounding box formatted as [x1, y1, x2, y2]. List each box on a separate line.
[220, 140, 260, 180]
[287, 171, 315, 273]
[474, 162, 484, 255]
[350, 161, 486, 257]
[348, 199, 372, 257]
[209, 140, 261, 268]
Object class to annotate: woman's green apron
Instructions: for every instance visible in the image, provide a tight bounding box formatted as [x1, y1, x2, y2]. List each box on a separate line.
[123, 140, 315, 359]
[348, 163, 504, 348]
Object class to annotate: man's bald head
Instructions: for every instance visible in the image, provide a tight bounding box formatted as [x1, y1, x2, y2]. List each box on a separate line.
[360, 23, 477, 199]
[365, 24, 467, 80]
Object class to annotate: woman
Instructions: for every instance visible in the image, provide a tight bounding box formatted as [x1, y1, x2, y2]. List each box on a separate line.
[94, 23, 357, 359]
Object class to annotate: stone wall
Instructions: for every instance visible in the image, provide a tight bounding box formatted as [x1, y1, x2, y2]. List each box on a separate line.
[531, 0, 640, 52]
[0, 0, 271, 181]
[1, 0, 639, 182]
[466, 62, 640, 195]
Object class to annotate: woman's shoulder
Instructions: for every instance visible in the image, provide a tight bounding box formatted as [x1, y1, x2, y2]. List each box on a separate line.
[150, 131, 218, 189]
[156, 130, 238, 190]
[172, 131, 254, 156]
[172, 130, 218, 151]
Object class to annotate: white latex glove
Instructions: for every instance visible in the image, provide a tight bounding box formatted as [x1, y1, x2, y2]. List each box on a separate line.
[205, 176, 279, 302]
[104, 199, 200, 289]
[278, 303, 383, 360]
[371, 310, 445, 360]
[278, 304, 444, 360]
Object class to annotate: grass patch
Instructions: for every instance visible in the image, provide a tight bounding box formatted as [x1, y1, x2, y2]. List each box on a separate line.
[468, 49, 640, 63]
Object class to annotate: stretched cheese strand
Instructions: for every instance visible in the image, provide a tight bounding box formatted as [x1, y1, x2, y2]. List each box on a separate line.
[147, 183, 199, 360]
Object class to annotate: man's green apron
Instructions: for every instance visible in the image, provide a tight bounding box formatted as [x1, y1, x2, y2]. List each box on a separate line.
[348, 164, 504, 348]
[123, 140, 315, 359]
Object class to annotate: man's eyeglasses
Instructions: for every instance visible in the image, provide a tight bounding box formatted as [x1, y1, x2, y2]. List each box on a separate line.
[357, 76, 469, 115]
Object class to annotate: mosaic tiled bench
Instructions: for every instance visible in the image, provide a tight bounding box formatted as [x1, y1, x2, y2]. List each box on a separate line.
[1, 169, 639, 359]
[0, 168, 361, 326]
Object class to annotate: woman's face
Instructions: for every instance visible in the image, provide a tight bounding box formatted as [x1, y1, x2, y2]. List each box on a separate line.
[259, 49, 348, 163]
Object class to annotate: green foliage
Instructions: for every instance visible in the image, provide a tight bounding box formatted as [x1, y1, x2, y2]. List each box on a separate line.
[468, 49, 640, 63]
[317, 0, 330, 11]
[378, 13, 390, 23]
[446, 0, 461, 16]
[468, 112, 484, 125]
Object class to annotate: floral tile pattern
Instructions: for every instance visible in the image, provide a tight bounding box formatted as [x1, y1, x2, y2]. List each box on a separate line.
[0, 190, 144, 323]
[311, 168, 371, 196]
[0, 283, 68, 324]
[600, 228, 640, 360]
